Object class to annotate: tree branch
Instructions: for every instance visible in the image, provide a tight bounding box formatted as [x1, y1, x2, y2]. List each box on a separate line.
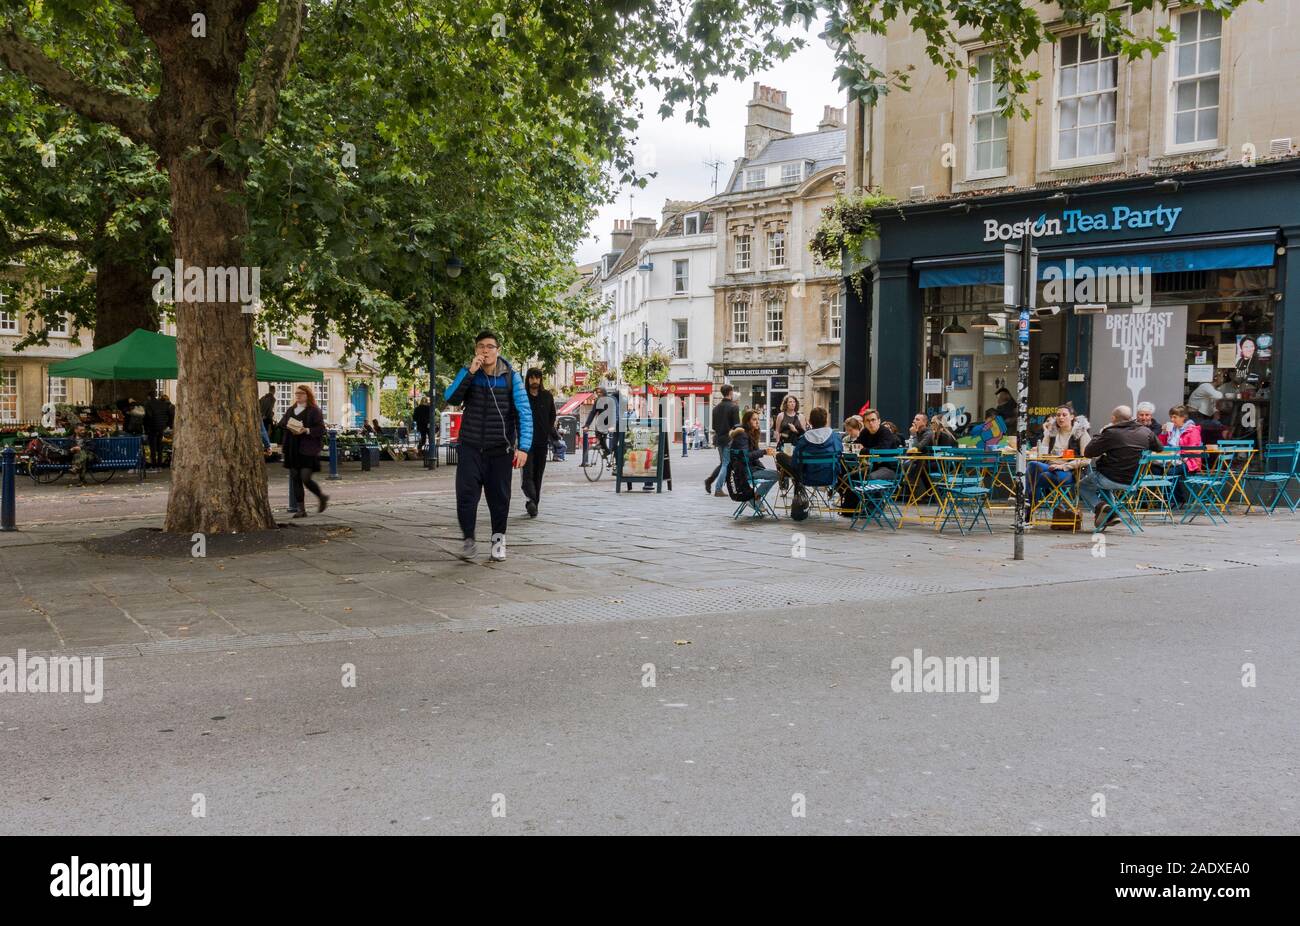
[237, 0, 306, 143]
[0, 24, 155, 146]
[0, 232, 87, 258]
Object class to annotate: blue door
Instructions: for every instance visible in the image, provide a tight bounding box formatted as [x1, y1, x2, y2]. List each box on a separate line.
[350, 383, 367, 428]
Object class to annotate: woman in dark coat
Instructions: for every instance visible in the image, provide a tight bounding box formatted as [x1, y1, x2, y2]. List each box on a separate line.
[277, 384, 329, 517]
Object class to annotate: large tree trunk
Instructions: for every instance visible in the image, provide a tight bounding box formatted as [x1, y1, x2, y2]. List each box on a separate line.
[90, 251, 158, 407]
[155, 3, 276, 534]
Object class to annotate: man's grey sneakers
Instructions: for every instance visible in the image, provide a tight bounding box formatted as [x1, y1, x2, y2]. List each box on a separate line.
[490, 533, 507, 561]
[458, 537, 477, 561]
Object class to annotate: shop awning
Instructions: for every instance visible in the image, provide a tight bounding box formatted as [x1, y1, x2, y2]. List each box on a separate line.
[557, 392, 593, 415]
[916, 236, 1278, 288]
[48, 328, 324, 382]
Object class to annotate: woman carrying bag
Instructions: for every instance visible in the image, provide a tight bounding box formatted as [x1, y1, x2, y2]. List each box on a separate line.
[277, 384, 329, 517]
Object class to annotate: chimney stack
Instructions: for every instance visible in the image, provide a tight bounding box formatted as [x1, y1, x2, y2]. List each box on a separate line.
[662, 198, 694, 227]
[745, 82, 793, 159]
[631, 216, 658, 239]
[610, 218, 632, 252]
[818, 105, 845, 130]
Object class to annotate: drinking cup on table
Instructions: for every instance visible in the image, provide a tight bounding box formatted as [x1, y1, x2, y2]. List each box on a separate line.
[1062, 448, 1075, 459]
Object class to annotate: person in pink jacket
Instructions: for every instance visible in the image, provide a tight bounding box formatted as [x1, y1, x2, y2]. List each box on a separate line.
[1159, 404, 1203, 506]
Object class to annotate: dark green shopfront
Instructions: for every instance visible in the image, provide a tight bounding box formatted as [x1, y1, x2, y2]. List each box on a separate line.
[840, 158, 1300, 444]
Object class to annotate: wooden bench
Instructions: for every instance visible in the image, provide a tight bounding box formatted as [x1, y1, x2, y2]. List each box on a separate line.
[28, 436, 146, 485]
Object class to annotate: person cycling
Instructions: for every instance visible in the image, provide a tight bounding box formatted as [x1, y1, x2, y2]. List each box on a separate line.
[581, 386, 620, 459]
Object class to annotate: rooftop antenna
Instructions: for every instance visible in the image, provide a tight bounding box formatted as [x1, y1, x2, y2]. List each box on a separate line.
[703, 154, 725, 194]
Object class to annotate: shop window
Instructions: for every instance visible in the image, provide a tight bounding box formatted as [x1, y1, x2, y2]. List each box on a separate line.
[767, 230, 786, 269]
[735, 235, 751, 271]
[731, 299, 750, 344]
[969, 52, 1008, 176]
[0, 369, 17, 422]
[673, 259, 689, 294]
[1055, 33, 1118, 164]
[765, 295, 784, 343]
[1170, 9, 1221, 149]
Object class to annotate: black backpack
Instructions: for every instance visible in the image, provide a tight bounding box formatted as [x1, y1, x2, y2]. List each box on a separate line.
[725, 448, 754, 502]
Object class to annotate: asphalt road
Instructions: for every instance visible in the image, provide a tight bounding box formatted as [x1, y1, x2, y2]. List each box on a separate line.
[4, 560, 1296, 835]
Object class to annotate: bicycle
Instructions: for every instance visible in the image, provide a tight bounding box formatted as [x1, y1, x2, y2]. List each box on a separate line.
[579, 429, 613, 482]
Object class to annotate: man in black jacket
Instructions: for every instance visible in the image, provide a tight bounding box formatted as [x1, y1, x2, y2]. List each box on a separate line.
[413, 397, 432, 452]
[143, 391, 174, 470]
[1081, 404, 1163, 532]
[705, 384, 740, 496]
[259, 386, 277, 432]
[521, 368, 556, 518]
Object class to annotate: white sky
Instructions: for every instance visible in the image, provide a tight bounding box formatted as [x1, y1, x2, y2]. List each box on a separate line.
[573, 36, 844, 265]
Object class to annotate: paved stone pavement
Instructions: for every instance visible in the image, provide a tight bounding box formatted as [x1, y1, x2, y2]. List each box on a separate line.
[2, 451, 1298, 656]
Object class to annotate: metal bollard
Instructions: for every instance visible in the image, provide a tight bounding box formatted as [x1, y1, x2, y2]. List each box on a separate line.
[1, 446, 16, 531]
[681, 422, 688, 458]
[360, 446, 372, 472]
[327, 430, 339, 480]
[288, 470, 299, 513]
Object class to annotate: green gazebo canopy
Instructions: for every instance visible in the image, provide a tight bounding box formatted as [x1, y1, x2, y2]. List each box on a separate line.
[48, 328, 323, 382]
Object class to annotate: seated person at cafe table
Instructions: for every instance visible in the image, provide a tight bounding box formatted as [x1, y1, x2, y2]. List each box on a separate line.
[913, 415, 958, 454]
[728, 409, 779, 499]
[775, 406, 843, 498]
[1134, 401, 1161, 436]
[1028, 405, 1091, 528]
[842, 414, 865, 449]
[1080, 405, 1163, 532]
[905, 413, 929, 448]
[855, 409, 903, 479]
[1157, 404, 1204, 505]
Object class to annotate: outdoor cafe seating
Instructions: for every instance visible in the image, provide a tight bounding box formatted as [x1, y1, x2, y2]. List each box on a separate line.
[760, 432, 1298, 536]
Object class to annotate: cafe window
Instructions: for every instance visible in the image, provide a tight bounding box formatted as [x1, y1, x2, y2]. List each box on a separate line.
[735, 235, 752, 271]
[0, 369, 17, 422]
[765, 294, 784, 344]
[1055, 32, 1118, 164]
[731, 298, 750, 344]
[969, 52, 1008, 177]
[1170, 9, 1221, 149]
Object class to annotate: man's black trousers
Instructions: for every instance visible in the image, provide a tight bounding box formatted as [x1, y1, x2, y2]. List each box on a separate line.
[521, 449, 547, 506]
[456, 443, 512, 539]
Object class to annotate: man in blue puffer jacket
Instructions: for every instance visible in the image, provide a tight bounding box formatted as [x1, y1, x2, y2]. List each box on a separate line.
[443, 330, 533, 562]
